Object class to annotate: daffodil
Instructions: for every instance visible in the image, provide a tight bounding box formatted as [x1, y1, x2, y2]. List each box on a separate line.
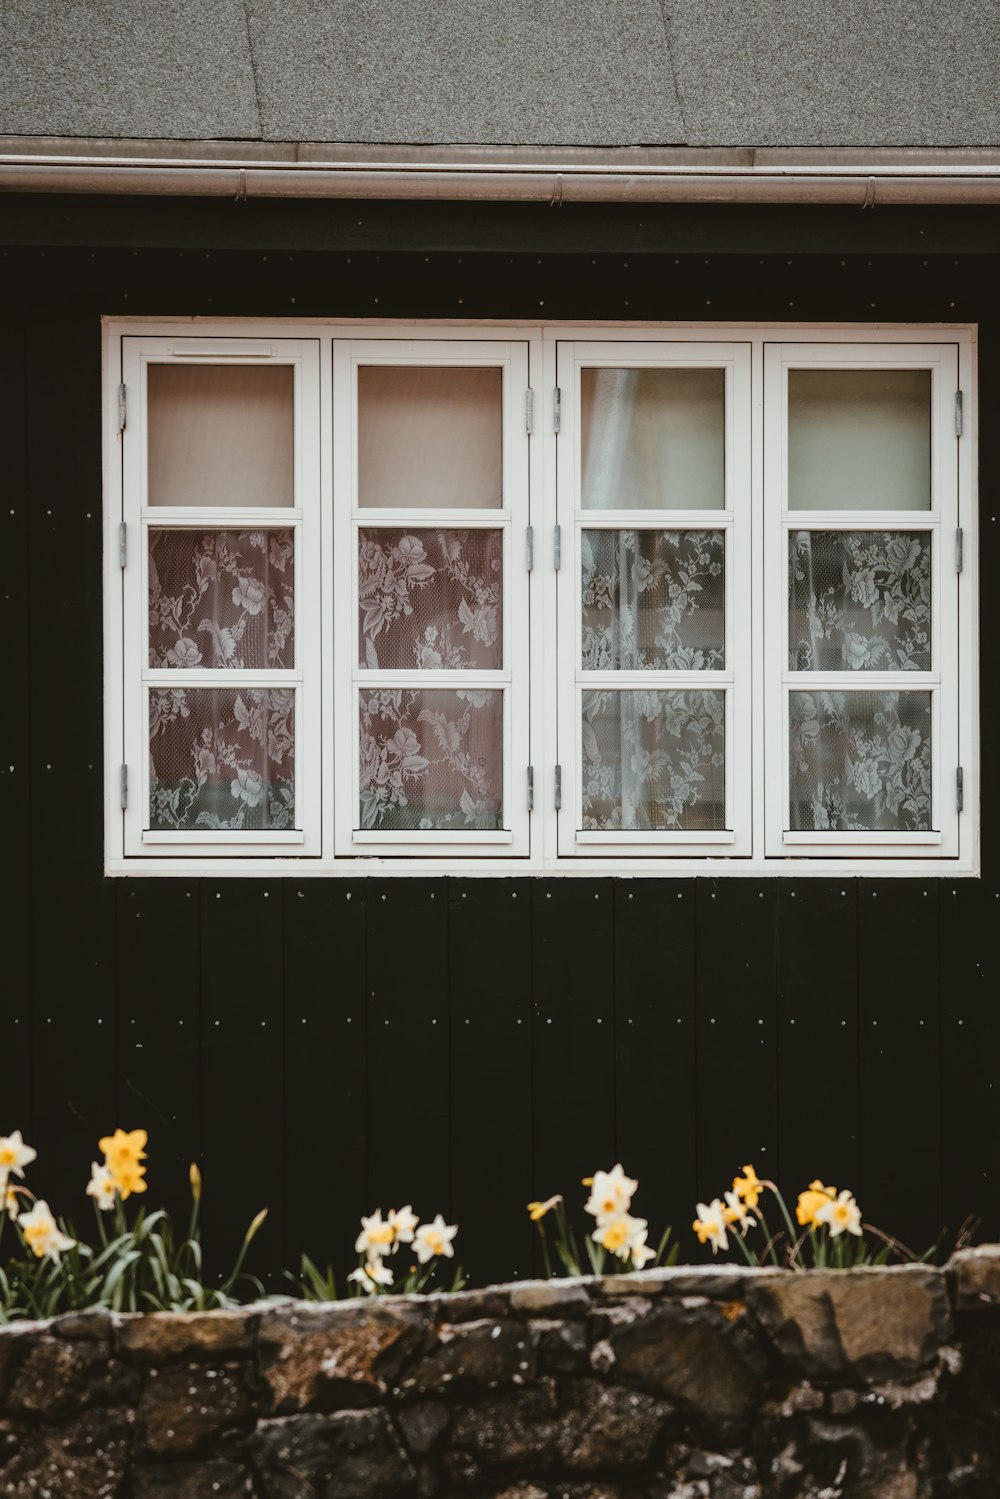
[732, 1164, 763, 1209]
[584, 1164, 638, 1222]
[591, 1211, 649, 1262]
[527, 1194, 562, 1222]
[693, 1199, 729, 1255]
[86, 1161, 118, 1211]
[99, 1128, 148, 1170]
[3, 1182, 25, 1221]
[796, 1180, 837, 1227]
[18, 1200, 75, 1263]
[630, 1241, 657, 1269]
[355, 1209, 397, 1259]
[348, 1260, 394, 1294]
[413, 1214, 457, 1264]
[0, 1131, 37, 1187]
[814, 1189, 862, 1238]
[110, 1161, 148, 1200]
[723, 1189, 756, 1236]
[388, 1206, 418, 1245]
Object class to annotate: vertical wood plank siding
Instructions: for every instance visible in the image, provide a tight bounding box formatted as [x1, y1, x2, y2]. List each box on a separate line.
[0, 211, 998, 1286]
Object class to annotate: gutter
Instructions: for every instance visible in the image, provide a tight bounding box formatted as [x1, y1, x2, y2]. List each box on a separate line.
[3, 152, 1000, 204]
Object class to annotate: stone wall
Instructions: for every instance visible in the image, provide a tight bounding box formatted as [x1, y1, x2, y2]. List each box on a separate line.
[1, 1250, 1000, 1498]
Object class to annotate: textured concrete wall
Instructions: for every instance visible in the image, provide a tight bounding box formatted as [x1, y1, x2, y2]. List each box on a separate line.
[1, 1250, 1000, 1496]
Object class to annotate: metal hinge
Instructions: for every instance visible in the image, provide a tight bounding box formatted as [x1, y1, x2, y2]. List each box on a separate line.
[120, 764, 128, 810]
[956, 527, 964, 573]
[957, 766, 964, 813]
[119, 521, 127, 568]
[527, 764, 534, 813]
[117, 383, 127, 432]
[525, 388, 534, 435]
[526, 525, 534, 571]
[554, 763, 562, 810]
[955, 390, 964, 437]
[553, 524, 562, 570]
[553, 387, 561, 433]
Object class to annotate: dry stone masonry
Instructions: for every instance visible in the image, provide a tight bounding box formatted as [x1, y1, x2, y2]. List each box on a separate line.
[2, 1250, 1000, 1497]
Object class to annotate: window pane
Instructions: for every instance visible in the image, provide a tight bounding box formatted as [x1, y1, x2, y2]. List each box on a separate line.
[788, 531, 931, 672]
[357, 367, 502, 509]
[788, 370, 931, 511]
[360, 688, 503, 831]
[789, 690, 931, 831]
[149, 530, 294, 669]
[359, 528, 502, 669]
[582, 528, 724, 670]
[581, 368, 725, 511]
[148, 687, 295, 831]
[147, 365, 294, 508]
[582, 689, 726, 831]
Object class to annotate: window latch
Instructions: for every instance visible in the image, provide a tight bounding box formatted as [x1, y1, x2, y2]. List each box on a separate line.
[117, 383, 127, 432]
[955, 390, 964, 437]
[525, 387, 534, 435]
[527, 764, 534, 812]
[955, 527, 964, 574]
[553, 386, 561, 433]
[553, 524, 562, 570]
[120, 764, 128, 810]
[119, 522, 127, 569]
[957, 766, 964, 813]
[554, 763, 562, 810]
[526, 525, 534, 572]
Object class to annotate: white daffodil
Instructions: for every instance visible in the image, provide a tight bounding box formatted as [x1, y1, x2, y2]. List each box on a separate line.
[815, 1189, 863, 1238]
[0, 1131, 37, 1187]
[630, 1241, 657, 1269]
[347, 1260, 394, 1294]
[388, 1205, 419, 1246]
[723, 1189, 756, 1237]
[692, 1199, 729, 1255]
[584, 1163, 639, 1222]
[86, 1161, 118, 1212]
[591, 1211, 649, 1263]
[354, 1209, 396, 1260]
[413, 1214, 457, 1264]
[18, 1201, 76, 1263]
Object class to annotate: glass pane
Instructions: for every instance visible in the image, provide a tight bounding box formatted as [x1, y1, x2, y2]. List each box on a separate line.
[358, 367, 502, 509]
[581, 368, 725, 511]
[788, 531, 931, 672]
[148, 687, 295, 831]
[149, 530, 294, 669]
[359, 528, 502, 669]
[581, 689, 725, 831]
[582, 528, 724, 671]
[359, 687, 503, 832]
[147, 365, 294, 508]
[789, 690, 931, 832]
[788, 370, 931, 511]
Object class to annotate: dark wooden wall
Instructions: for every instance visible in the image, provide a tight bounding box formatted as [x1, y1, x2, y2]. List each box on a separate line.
[1, 195, 998, 1288]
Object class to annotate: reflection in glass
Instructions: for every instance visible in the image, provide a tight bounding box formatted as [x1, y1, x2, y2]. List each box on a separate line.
[148, 687, 295, 831]
[149, 530, 294, 670]
[147, 365, 294, 508]
[581, 367, 725, 510]
[358, 529, 502, 670]
[789, 690, 931, 832]
[788, 531, 931, 672]
[359, 688, 503, 831]
[358, 367, 503, 509]
[582, 529, 724, 671]
[581, 689, 726, 831]
[788, 370, 931, 511]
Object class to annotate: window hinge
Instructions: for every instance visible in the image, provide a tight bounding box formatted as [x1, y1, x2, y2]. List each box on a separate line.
[957, 766, 964, 813]
[117, 383, 127, 432]
[553, 386, 561, 433]
[525, 387, 534, 434]
[955, 390, 964, 437]
[553, 523, 562, 570]
[554, 763, 562, 810]
[526, 525, 534, 571]
[119, 521, 127, 568]
[120, 764, 128, 810]
[527, 764, 534, 812]
[955, 526, 964, 573]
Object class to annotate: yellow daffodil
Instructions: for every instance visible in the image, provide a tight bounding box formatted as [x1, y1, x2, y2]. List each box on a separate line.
[815, 1189, 863, 1238]
[591, 1210, 649, 1262]
[413, 1214, 457, 1264]
[732, 1165, 763, 1209]
[19, 1200, 75, 1262]
[86, 1161, 117, 1211]
[99, 1128, 148, 1170]
[0, 1130, 37, 1187]
[110, 1161, 148, 1200]
[693, 1199, 729, 1255]
[355, 1209, 396, 1259]
[796, 1180, 837, 1227]
[584, 1164, 638, 1223]
[723, 1189, 756, 1236]
[527, 1194, 562, 1222]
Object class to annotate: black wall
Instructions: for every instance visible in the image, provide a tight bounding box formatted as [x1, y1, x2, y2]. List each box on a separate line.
[1, 194, 998, 1288]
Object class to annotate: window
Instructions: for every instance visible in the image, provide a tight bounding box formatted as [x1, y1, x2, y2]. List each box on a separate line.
[104, 323, 976, 874]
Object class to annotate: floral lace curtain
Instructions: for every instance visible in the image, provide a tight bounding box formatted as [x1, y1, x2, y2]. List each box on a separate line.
[582, 689, 726, 832]
[582, 529, 725, 671]
[789, 690, 931, 832]
[788, 531, 931, 672]
[360, 688, 502, 831]
[149, 529, 294, 669]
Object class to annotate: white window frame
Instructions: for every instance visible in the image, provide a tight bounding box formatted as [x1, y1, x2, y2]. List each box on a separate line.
[103, 319, 978, 877]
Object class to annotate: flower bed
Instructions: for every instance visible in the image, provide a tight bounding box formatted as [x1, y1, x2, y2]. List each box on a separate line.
[1, 1250, 999, 1497]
